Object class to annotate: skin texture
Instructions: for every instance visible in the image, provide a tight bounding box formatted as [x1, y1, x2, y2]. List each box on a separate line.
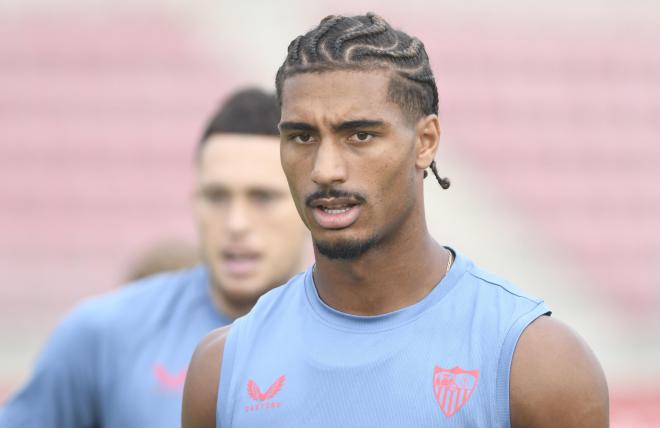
[182, 326, 229, 428]
[510, 316, 609, 427]
[194, 134, 309, 319]
[182, 70, 609, 427]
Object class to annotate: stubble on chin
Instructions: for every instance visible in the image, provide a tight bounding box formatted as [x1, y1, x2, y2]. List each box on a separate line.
[313, 235, 381, 260]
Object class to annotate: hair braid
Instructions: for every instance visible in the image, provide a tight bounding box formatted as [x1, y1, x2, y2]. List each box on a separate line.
[308, 15, 344, 61]
[287, 36, 304, 64]
[349, 37, 422, 62]
[424, 161, 451, 189]
[334, 13, 389, 55]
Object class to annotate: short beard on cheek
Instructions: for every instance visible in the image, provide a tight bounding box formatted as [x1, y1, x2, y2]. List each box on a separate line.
[314, 235, 381, 260]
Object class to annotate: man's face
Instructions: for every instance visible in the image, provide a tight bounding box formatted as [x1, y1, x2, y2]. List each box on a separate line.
[194, 134, 308, 304]
[279, 70, 424, 259]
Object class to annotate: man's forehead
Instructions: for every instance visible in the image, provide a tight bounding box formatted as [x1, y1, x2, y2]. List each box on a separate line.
[201, 134, 280, 160]
[199, 134, 285, 183]
[280, 70, 397, 121]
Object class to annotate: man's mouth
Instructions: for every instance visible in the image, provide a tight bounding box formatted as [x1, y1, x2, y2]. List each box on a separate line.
[319, 205, 352, 214]
[310, 198, 362, 229]
[220, 250, 261, 277]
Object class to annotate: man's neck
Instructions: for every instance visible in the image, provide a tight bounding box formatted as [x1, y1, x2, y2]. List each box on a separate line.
[208, 287, 255, 321]
[312, 229, 450, 316]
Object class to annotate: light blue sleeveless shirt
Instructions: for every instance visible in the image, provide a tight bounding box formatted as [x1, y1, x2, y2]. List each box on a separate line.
[217, 249, 549, 427]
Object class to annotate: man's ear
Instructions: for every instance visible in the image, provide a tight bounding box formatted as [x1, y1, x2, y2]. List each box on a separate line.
[415, 114, 441, 171]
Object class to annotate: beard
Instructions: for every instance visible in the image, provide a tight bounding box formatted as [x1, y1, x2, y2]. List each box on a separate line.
[313, 234, 383, 260]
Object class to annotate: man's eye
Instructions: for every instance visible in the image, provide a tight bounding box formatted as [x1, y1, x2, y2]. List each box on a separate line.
[251, 191, 277, 204]
[203, 190, 228, 204]
[349, 132, 373, 143]
[291, 134, 314, 144]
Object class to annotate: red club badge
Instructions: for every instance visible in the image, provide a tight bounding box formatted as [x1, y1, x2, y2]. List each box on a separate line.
[433, 366, 480, 417]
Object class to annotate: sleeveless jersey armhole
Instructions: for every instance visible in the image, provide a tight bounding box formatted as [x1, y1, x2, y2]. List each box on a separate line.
[216, 319, 242, 428]
[495, 302, 551, 427]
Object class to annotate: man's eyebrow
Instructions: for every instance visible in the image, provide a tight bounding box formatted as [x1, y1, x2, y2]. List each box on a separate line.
[278, 121, 317, 132]
[200, 183, 229, 192]
[247, 187, 287, 195]
[334, 120, 386, 132]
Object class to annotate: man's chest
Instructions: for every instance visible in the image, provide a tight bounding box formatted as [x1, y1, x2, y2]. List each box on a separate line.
[228, 350, 496, 428]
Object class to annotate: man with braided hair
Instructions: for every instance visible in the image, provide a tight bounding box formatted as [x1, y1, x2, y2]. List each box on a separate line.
[183, 14, 608, 428]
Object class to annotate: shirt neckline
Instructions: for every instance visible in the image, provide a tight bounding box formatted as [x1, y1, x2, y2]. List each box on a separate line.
[303, 247, 471, 332]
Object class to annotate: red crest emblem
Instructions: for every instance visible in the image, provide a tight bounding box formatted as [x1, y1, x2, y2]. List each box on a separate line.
[247, 375, 286, 401]
[433, 366, 480, 417]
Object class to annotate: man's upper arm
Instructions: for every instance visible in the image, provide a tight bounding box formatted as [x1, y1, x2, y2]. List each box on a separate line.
[182, 325, 230, 428]
[510, 315, 609, 428]
[0, 303, 100, 427]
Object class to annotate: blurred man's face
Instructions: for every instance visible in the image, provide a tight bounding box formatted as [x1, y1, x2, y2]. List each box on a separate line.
[194, 134, 308, 313]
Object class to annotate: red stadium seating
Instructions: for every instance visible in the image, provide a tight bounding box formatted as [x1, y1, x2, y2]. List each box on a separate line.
[0, 14, 229, 322]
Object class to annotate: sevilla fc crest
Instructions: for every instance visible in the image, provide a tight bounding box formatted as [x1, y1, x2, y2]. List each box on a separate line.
[433, 366, 480, 417]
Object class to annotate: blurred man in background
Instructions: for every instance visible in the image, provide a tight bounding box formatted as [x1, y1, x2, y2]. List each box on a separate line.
[0, 88, 310, 428]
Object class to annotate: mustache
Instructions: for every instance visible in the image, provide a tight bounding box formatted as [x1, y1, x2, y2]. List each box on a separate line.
[305, 188, 367, 207]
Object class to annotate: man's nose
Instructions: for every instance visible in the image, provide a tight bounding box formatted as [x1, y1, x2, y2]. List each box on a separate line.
[226, 198, 250, 235]
[310, 140, 348, 186]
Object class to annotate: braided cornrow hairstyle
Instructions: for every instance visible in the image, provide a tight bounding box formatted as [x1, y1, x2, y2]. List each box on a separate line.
[276, 12, 450, 189]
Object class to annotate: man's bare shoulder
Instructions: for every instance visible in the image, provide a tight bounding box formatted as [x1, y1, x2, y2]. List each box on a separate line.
[182, 326, 231, 428]
[510, 315, 609, 428]
[197, 325, 231, 358]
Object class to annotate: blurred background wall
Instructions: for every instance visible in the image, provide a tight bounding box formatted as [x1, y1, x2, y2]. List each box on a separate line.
[1, 0, 658, 425]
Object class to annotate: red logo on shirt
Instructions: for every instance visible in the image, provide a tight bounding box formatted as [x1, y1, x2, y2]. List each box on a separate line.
[433, 366, 480, 417]
[245, 375, 285, 412]
[153, 364, 187, 392]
